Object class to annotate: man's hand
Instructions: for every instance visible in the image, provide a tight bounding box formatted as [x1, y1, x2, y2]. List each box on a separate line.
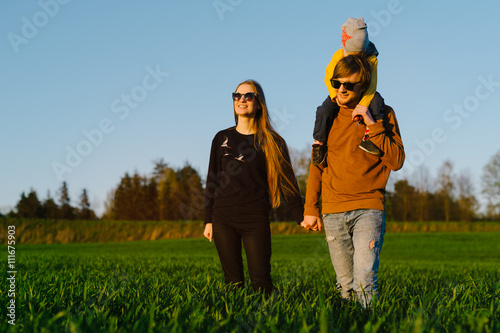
[300, 215, 322, 231]
[203, 223, 213, 242]
[352, 105, 375, 125]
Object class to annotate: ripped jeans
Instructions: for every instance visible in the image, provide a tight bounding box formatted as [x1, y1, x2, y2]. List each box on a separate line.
[323, 209, 386, 307]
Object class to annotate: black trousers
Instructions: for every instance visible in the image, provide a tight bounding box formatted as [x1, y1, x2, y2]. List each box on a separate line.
[212, 215, 273, 294]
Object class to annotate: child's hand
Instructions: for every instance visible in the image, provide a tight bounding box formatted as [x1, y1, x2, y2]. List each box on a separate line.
[352, 105, 375, 125]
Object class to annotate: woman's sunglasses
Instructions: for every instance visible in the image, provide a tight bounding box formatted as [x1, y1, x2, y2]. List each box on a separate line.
[330, 79, 361, 91]
[232, 92, 258, 102]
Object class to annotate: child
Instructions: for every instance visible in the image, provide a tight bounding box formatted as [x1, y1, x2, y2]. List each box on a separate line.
[312, 17, 385, 166]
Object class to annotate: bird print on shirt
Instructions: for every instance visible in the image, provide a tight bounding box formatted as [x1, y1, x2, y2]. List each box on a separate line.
[221, 136, 232, 157]
[234, 154, 246, 163]
[220, 135, 246, 162]
[221, 136, 231, 149]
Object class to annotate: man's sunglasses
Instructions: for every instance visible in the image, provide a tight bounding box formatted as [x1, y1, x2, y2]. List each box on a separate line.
[330, 79, 362, 91]
[232, 92, 258, 102]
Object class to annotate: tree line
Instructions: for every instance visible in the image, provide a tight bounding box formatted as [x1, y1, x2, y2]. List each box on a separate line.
[389, 151, 500, 221]
[6, 182, 97, 220]
[4, 150, 500, 222]
[388, 161, 478, 221]
[101, 159, 205, 221]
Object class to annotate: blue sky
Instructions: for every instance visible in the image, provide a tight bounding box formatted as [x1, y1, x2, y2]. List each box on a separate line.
[1, 0, 499, 216]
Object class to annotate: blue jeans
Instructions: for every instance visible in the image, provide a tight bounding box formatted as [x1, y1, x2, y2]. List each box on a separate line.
[323, 209, 386, 307]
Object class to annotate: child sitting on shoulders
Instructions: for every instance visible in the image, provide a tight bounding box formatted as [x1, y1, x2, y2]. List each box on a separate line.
[312, 17, 385, 165]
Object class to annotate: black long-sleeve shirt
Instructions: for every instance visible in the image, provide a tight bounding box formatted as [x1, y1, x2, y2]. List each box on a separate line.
[204, 127, 304, 224]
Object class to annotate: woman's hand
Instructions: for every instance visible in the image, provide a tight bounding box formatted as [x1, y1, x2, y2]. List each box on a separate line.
[203, 223, 213, 242]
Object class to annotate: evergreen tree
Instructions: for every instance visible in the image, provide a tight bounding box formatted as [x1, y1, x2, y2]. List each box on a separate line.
[42, 190, 59, 219]
[113, 172, 153, 220]
[144, 177, 159, 220]
[113, 173, 133, 220]
[110, 162, 206, 221]
[16, 189, 43, 218]
[78, 189, 96, 220]
[59, 182, 75, 220]
[131, 172, 146, 220]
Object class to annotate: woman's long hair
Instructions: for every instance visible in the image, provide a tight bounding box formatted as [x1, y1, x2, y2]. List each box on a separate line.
[234, 80, 299, 208]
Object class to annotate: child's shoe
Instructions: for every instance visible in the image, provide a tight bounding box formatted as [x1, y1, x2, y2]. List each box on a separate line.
[359, 139, 383, 156]
[312, 144, 328, 166]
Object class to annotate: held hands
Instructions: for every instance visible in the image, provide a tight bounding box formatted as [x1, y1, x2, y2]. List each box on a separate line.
[352, 105, 375, 125]
[203, 223, 213, 242]
[300, 215, 322, 231]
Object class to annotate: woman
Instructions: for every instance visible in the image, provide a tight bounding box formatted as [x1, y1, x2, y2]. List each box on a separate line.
[203, 80, 304, 294]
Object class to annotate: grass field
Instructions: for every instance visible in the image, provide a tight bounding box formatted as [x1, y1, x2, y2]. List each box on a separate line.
[2, 219, 500, 244]
[1, 232, 499, 332]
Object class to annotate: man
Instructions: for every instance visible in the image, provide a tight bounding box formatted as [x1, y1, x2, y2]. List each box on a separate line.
[301, 55, 405, 307]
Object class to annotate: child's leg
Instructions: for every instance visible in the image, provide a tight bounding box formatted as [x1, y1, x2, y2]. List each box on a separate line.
[313, 96, 339, 144]
[359, 92, 385, 156]
[369, 92, 385, 121]
[312, 96, 339, 165]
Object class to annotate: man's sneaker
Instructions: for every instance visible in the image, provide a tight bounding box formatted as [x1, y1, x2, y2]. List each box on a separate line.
[312, 144, 328, 166]
[359, 139, 383, 156]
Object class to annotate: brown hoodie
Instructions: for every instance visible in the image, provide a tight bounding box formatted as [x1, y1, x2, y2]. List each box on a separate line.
[304, 104, 404, 216]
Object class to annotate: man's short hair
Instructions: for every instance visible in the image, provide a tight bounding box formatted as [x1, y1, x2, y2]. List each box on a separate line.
[332, 55, 372, 93]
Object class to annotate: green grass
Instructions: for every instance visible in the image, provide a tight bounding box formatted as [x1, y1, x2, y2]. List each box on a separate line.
[2, 218, 500, 244]
[1, 233, 499, 332]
